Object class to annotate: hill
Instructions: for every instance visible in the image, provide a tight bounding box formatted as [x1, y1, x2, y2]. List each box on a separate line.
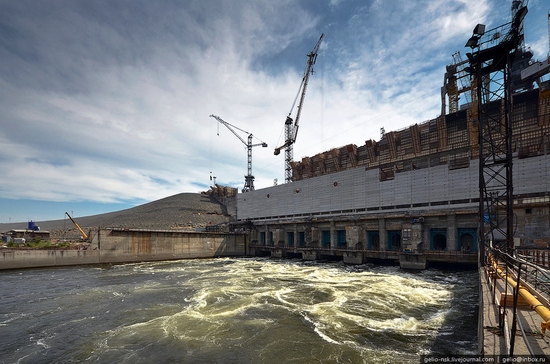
[0, 193, 232, 238]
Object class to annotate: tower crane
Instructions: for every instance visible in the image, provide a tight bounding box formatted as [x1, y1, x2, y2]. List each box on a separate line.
[274, 33, 324, 183]
[209, 114, 268, 192]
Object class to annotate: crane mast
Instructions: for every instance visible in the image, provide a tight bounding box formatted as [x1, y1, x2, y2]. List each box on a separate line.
[209, 114, 267, 192]
[275, 34, 324, 183]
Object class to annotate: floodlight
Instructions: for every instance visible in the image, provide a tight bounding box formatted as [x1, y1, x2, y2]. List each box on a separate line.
[466, 36, 479, 48]
[473, 24, 485, 36]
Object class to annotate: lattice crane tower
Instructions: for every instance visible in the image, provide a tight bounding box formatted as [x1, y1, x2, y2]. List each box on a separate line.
[274, 34, 324, 183]
[209, 115, 267, 192]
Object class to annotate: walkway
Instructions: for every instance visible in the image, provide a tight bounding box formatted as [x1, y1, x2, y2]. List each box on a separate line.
[479, 256, 550, 358]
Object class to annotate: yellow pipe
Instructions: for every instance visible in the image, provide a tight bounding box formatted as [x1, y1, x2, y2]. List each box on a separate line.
[488, 255, 550, 333]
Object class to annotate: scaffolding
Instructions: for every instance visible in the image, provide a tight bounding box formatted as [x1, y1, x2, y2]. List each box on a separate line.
[465, 4, 527, 262]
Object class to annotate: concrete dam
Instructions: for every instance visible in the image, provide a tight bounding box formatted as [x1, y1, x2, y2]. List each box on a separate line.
[3, 2, 550, 358]
[4, 80, 549, 271]
[229, 86, 550, 269]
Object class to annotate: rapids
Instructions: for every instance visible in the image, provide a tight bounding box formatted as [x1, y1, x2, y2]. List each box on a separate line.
[0, 258, 478, 363]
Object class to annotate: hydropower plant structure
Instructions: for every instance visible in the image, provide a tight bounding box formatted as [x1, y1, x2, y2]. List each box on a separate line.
[215, 2, 550, 356]
[220, 2, 550, 274]
[2, 0, 550, 358]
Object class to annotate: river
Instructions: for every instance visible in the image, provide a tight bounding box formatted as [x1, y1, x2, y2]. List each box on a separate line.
[0, 258, 478, 363]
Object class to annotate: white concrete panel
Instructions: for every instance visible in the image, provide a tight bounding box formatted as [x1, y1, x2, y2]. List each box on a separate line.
[364, 169, 380, 208]
[411, 169, 430, 204]
[236, 155, 550, 221]
[379, 179, 395, 207]
[394, 172, 412, 205]
[428, 165, 449, 202]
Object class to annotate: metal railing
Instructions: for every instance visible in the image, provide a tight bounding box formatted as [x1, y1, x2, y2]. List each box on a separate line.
[485, 246, 550, 356]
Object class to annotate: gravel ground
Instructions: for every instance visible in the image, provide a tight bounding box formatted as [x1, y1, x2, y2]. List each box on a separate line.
[0, 193, 232, 239]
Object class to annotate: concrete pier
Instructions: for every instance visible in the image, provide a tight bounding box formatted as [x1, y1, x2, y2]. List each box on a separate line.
[343, 251, 363, 264]
[302, 250, 319, 261]
[259, 244, 476, 268]
[399, 253, 427, 270]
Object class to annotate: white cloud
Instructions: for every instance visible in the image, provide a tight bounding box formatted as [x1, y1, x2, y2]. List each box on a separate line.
[0, 0, 546, 221]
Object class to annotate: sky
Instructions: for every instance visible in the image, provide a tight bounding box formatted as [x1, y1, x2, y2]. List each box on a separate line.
[1, 0, 549, 224]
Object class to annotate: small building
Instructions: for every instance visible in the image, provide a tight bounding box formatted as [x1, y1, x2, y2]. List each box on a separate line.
[7, 229, 51, 241]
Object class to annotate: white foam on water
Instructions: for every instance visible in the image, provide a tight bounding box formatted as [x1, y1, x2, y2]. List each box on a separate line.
[35, 338, 50, 349]
[0, 258, 477, 363]
[301, 313, 341, 344]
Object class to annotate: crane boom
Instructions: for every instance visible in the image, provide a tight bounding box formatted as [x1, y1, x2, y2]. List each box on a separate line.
[275, 33, 324, 183]
[209, 114, 267, 192]
[65, 211, 88, 241]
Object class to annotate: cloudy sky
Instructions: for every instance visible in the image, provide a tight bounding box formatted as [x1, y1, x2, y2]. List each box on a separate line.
[1, 0, 548, 223]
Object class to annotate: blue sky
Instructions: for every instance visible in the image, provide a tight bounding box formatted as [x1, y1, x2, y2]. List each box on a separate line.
[1, 0, 549, 223]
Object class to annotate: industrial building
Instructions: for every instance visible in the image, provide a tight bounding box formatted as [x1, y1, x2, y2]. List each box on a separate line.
[232, 5, 550, 269]
[2, 221, 50, 243]
[3, 229, 51, 242]
[235, 89, 549, 267]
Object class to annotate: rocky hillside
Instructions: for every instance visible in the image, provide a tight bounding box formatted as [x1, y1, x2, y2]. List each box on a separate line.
[0, 193, 233, 239]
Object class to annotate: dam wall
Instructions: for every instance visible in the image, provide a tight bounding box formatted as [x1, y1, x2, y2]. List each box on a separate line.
[0, 229, 247, 270]
[237, 155, 550, 224]
[238, 154, 550, 262]
[236, 88, 550, 265]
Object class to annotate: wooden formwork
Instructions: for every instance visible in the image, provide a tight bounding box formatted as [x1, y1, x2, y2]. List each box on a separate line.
[291, 88, 549, 182]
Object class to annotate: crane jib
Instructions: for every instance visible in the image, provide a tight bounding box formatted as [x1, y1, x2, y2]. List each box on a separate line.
[209, 114, 268, 192]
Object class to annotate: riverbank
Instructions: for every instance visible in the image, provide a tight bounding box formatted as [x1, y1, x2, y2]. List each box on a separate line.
[0, 229, 246, 270]
[0, 193, 232, 239]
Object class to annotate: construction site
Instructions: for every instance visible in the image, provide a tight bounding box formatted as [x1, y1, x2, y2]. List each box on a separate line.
[228, 3, 550, 270]
[226, 1, 550, 357]
[2, 0, 550, 358]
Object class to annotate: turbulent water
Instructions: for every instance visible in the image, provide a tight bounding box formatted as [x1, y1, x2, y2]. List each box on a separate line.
[0, 258, 478, 363]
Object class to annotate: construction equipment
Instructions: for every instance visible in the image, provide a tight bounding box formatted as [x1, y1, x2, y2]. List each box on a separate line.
[209, 114, 268, 192]
[441, 52, 471, 115]
[65, 211, 89, 240]
[519, 10, 550, 88]
[275, 34, 324, 183]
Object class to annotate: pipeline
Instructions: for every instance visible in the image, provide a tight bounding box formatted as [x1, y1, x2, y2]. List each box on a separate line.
[488, 254, 550, 333]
